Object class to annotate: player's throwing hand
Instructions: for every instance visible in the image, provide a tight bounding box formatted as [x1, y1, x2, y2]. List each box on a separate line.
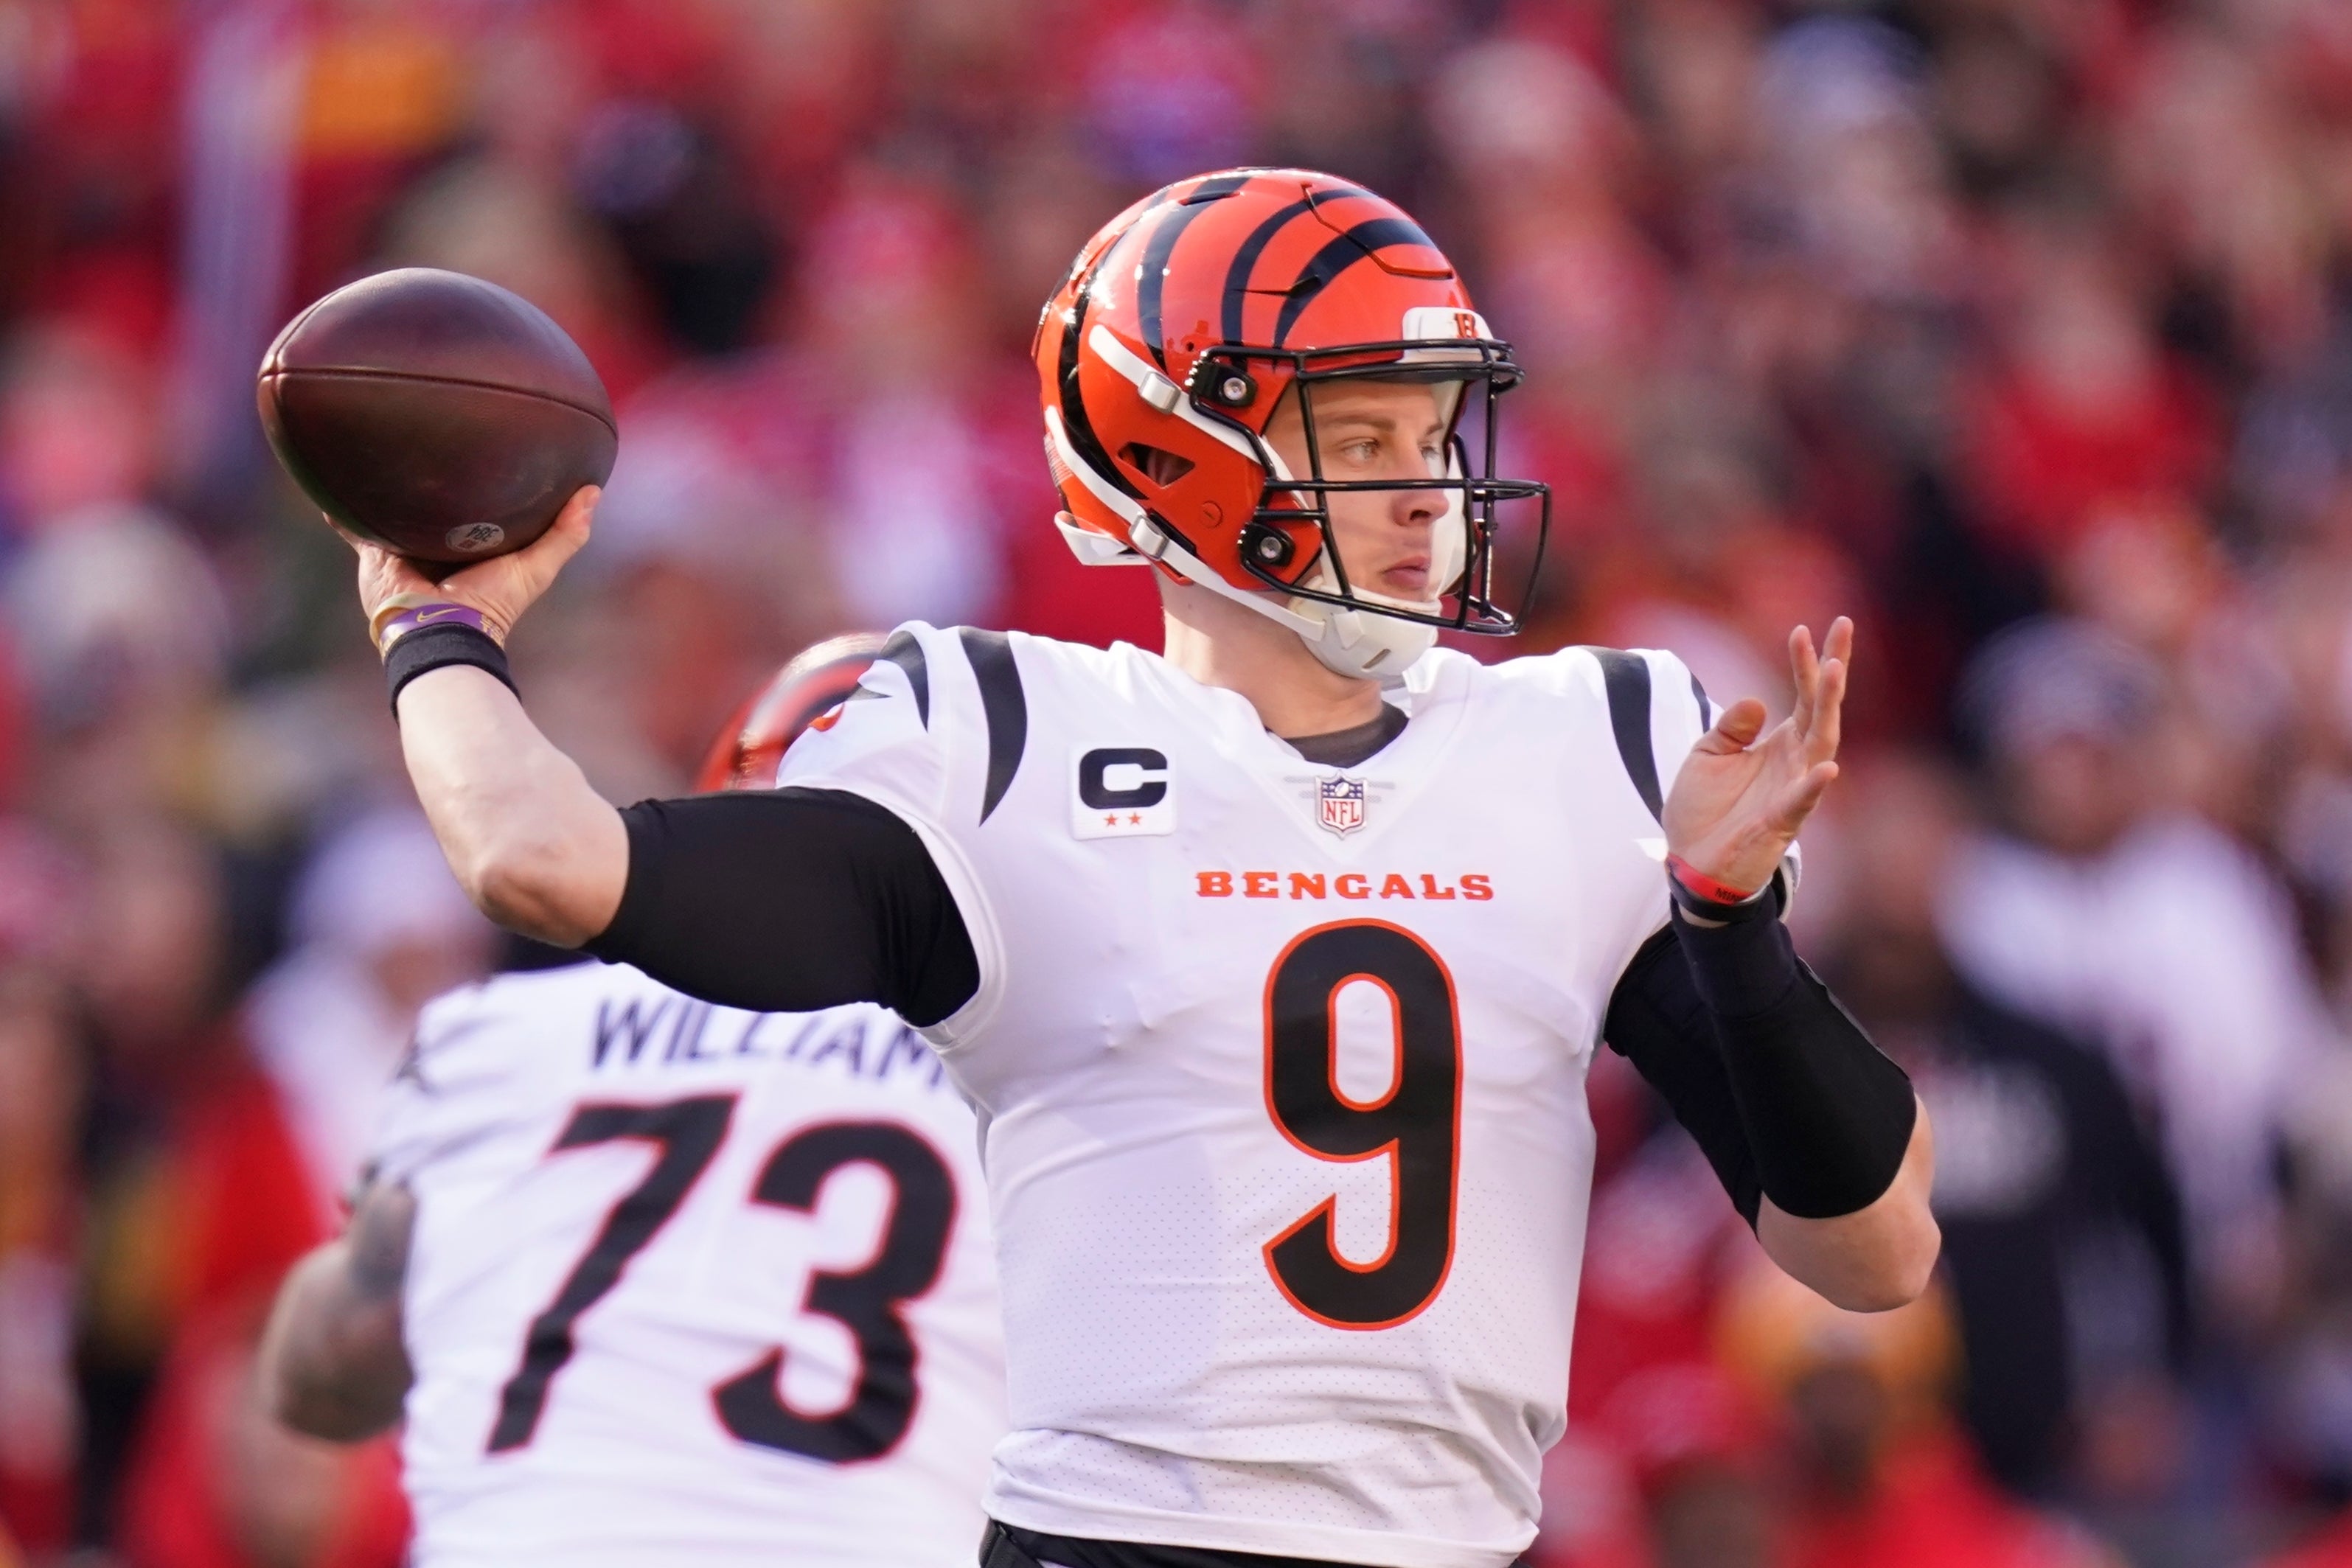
[1662, 616, 1853, 896]
[341, 484, 600, 647]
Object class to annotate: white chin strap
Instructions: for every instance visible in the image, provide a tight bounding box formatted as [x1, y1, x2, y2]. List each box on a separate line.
[1283, 561, 1441, 680]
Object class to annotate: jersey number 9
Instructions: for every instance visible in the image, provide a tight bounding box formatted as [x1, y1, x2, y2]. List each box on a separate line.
[1263, 921, 1462, 1329]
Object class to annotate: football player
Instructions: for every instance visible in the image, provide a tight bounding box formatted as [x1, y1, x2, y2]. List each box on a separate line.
[255, 637, 1008, 1568]
[344, 170, 1937, 1568]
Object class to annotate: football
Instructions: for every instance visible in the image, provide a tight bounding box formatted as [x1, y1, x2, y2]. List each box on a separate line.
[257, 268, 618, 565]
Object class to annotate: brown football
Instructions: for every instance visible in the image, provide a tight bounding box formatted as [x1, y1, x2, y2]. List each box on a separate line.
[257, 268, 618, 565]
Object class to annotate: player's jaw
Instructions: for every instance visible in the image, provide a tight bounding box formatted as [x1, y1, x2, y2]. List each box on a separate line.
[1262, 379, 1458, 610]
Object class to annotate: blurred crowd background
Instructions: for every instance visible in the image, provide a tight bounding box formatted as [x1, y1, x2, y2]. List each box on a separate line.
[1, 0, 2351, 1565]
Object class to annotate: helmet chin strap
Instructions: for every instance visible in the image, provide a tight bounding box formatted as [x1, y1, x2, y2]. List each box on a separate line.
[1124, 506, 1440, 681]
[1285, 562, 1440, 680]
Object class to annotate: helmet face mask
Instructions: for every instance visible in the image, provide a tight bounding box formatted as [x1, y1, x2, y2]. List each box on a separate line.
[1037, 168, 1553, 675]
[1203, 342, 1549, 635]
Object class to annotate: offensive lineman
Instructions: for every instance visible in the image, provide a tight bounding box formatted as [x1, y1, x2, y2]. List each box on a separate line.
[343, 170, 1937, 1568]
[255, 640, 1008, 1568]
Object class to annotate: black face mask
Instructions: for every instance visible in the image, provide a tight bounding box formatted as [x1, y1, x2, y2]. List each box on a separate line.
[1187, 339, 1552, 637]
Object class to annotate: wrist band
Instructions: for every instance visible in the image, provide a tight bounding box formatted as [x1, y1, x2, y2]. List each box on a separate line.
[372, 596, 497, 654]
[1665, 853, 1774, 924]
[384, 621, 516, 711]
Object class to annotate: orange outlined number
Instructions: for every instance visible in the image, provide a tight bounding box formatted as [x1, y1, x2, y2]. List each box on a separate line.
[1262, 921, 1462, 1329]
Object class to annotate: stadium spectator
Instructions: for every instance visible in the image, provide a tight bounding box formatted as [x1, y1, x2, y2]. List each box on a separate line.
[1826, 751, 2191, 1499]
[1714, 1264, 2114, 1568]
[1943, 619, 2333, 1332]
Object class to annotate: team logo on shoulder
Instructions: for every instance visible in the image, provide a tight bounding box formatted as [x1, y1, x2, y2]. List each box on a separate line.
[1072, 746, 1175, 839]
[1318, 776, 1368, 837]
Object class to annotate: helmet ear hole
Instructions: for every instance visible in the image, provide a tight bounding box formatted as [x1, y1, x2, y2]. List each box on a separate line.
[1120, 443, 1195, 487]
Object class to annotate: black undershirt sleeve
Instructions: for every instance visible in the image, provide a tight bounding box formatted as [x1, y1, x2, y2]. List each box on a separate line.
[1604, 905, 1917, 1224]
[1605, 927, 1767, 1225]
[582, 788, 981, 1028]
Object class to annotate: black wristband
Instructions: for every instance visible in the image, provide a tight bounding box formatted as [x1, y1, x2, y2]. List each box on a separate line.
[384, 622, 516, 711]
[1667, 873, 1778, 925]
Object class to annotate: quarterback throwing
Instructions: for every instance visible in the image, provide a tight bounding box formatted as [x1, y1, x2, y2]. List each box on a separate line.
[349, 169, 1935, 1568]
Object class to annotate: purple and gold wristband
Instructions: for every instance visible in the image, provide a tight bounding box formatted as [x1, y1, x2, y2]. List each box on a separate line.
[375, 600, 492, 653]
[373, 599, 516, 710]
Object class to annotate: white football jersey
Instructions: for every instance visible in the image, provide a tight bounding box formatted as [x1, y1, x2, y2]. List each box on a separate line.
[776, 626, 1712, 1568]
[369, 961, 1006, 1568]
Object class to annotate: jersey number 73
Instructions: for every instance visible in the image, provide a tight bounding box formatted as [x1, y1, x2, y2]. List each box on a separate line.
[485, 1096, 956, 1462]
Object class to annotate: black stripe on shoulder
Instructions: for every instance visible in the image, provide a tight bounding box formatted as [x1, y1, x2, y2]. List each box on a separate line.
[1583, 647, 1662, 822]
[1691, 669, 1713, 732]
[959, 628, 1028, 823]
[880, 630, 928, 729]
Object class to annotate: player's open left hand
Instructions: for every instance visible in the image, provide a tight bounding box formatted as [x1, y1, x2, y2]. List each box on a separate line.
[1662, 617, 1851, 896]
[343, 484, 599, 648]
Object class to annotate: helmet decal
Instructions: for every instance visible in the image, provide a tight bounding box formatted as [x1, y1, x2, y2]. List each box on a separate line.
[1217, 195, 1327, 344]
[1054, 237, 1145, 506]
[1270, 217, 1450, 347]
[1137, 172, 1252, 369]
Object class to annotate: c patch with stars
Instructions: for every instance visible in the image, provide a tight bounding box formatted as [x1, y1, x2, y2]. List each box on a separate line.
[1071, 746, 1175, 840]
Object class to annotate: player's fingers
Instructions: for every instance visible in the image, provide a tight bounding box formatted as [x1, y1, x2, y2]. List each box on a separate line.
[552, 484, 599, 538]
[533, 485, 599, 566]
[1775, 759, 1840, 829]
[507, 486, 596, 586]
[1823, 616, 1855, 670]
[444, 486, 600, 641]
[1805, 655, 1847, 762]
[1695, 697, 1769, 753]
[1788, 624, 1820, 731]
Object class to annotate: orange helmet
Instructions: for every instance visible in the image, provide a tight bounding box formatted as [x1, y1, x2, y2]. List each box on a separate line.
[1034, 167, 1548, 677]
[695, 633, 888, 793]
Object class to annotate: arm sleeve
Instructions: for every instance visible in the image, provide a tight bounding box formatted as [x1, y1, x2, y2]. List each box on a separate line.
[1666, 906, 1918, 1219]
[1605, 927, 1766, 1225]
[582, 788, 980, 1027]
[1605, 899, 1918, 1224]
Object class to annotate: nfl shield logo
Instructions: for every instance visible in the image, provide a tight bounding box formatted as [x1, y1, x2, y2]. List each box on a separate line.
[1318, 776, 1367, 837]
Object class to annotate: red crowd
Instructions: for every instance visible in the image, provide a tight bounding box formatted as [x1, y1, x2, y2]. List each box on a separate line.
[3, 1, 2352, 1566]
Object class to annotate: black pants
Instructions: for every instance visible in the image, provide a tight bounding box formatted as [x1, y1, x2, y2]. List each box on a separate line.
[980, 1519, 1377, 1568]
